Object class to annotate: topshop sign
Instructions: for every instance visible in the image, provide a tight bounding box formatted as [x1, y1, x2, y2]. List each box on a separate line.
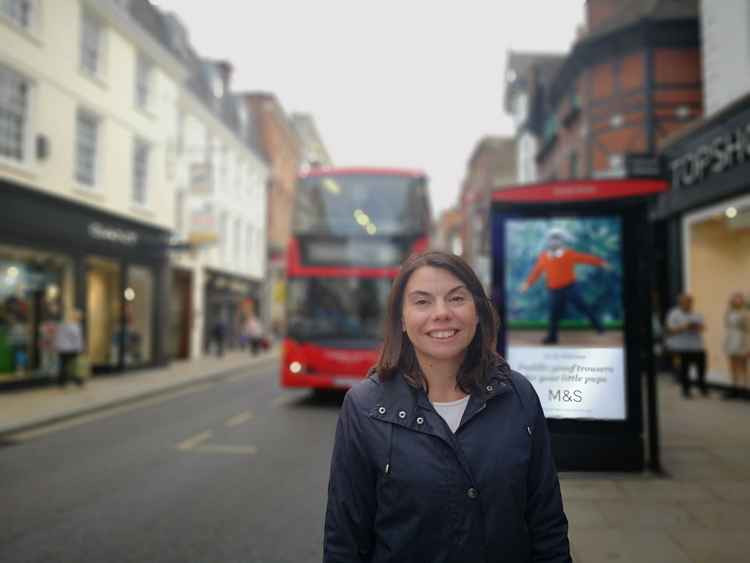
[670, 122, 750, 188]
[88, 222, 139, 246]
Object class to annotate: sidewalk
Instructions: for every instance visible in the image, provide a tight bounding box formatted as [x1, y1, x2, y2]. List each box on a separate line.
[564, 375, 750, 563]
[0, 347, 280, 437]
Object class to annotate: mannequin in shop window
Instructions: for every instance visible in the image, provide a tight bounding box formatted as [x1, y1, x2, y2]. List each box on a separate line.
[723, 292, 748, 399]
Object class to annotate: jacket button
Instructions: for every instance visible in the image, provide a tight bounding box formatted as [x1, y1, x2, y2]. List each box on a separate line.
[416, 416, 424, 425]
[467, 487, 478, 499]
[398, 410, 407, 419]
[486, 385, 494, 392]
[377, 406, 386, 415]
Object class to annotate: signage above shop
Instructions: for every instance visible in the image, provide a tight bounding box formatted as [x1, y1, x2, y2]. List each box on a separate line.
[669, 123, 750, 189]
[88, 222, 139, 246]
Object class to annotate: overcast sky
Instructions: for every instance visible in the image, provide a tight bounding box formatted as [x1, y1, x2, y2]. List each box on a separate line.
[155, 0, 584, 215]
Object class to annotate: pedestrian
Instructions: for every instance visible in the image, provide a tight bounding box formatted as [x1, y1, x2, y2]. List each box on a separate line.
[723, 292, 748, 399]
[211, 317, 226, 357]
[55, 309, 84, 387]
[519, 227, 610, 344]
[323, 251, 571, 563]
[665, 293, 707, 398]
[245, 312, 264, 356]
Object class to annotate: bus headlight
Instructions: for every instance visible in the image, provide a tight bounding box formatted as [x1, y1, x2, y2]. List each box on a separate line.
[289, 361, 303, 374]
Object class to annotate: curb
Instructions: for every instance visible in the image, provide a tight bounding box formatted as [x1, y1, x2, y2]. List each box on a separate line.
[0, 351, 280, 439]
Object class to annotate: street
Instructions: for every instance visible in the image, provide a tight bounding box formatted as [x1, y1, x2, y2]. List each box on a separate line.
[0, 363, 339, 563]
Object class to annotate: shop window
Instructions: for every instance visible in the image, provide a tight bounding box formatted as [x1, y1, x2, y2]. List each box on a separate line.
[124, 265, 153, 365]
[0, 63, 30, 163]
[86, 256, 120, 368]
[0, 245, 73, 381]
[684, 200, 750, 385]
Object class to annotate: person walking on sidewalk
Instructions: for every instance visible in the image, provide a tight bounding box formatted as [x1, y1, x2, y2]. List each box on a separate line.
[666, 293, 707, 398]
[723, 292, 748, 399]
[244, 312, 264, 356]
[55, 309, 84, 387]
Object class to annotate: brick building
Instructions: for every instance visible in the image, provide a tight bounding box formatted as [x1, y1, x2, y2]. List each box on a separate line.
[459, 136, 516, 288]
[239, 93, 302, 333]
[527, 0, 702, 181]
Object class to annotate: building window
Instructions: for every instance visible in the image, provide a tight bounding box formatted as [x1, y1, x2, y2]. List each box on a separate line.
[135, 54, 153, 109]
[75, 109, 99, 187]
[569, 151, 579, 179]
[80, 10, 103, 76]
[0, 63, 29, 162]
[132, 138, 150, 205]
[1, 0, 34, 29]
[234, 219, 242, 262]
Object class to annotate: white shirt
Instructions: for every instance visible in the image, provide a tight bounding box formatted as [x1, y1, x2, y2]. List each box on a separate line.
[432, 395, 470, 433]
[665, 307, 704, 351]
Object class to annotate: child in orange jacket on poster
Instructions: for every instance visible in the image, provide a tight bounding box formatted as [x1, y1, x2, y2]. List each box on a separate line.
[520, 228, 611, 345]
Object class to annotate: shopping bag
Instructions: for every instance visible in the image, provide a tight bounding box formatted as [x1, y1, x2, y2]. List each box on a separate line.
[73, 354, 92, 381]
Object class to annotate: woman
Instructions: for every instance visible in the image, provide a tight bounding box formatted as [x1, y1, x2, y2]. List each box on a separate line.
[324, 251, 570, 563]
[724, 292, 748, 399]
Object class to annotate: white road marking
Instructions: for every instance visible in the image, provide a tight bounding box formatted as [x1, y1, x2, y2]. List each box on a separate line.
[176, 430, 213, 450]
[192, 444, 258, 455]
[225, 411, 254, 428]
[270, 392, 301, 408]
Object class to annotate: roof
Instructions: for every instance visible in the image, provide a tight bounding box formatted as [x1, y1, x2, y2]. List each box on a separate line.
[300, 167, 427, 179]
[504, 51, 565, 112]
[584, 0, 699, 43]
[546, 0, 699, 104]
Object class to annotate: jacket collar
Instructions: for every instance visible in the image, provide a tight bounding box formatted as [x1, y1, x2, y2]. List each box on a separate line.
[368, 369, 511, 432]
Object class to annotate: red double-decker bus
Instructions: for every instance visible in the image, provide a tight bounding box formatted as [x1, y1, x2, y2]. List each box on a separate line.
[281, 167, 431, 390]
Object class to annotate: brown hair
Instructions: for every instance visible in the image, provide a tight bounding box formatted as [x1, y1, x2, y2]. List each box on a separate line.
[373, 250, 509, 393]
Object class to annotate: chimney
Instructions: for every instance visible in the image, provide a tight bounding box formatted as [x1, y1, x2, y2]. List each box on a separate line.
[215, 60, 233, 96]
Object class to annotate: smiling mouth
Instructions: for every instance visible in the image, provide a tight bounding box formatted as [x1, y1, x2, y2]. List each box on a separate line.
[427, 330, 458, 340]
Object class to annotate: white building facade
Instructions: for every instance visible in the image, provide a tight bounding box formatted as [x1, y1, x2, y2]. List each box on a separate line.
[0, 0, 188, 378]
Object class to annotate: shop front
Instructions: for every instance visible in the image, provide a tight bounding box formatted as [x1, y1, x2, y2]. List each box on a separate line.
[203, 269, 262, 355]
[654, 94, 750, 388]
[0, 181, 171, 380]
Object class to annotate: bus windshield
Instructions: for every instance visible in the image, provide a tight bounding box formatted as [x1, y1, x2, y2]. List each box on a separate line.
[293, 173, 429, 236]
[286, 277, 392, 342]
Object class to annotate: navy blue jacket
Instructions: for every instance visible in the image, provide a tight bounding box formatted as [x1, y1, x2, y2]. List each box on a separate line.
[323, 368, 571, 563]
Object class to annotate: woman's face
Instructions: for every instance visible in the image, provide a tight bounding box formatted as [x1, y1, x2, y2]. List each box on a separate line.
[731, 294, 745, 309]
[401, 266, 478, 371]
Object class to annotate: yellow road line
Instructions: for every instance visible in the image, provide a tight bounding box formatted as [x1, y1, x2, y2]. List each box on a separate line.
[176, 430, 213, 451]
[225, 411, 254, 428]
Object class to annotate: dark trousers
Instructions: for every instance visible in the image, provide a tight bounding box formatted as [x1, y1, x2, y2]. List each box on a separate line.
[58, 352, 79, 386]
[675, 350, 707, 396]
[546, 283, 603, 342]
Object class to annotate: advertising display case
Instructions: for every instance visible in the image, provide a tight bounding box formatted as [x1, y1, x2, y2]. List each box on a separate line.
[491, 179, 667, 471]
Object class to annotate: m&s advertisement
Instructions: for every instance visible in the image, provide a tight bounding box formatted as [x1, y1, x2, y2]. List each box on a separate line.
[500, 216, 626, 420]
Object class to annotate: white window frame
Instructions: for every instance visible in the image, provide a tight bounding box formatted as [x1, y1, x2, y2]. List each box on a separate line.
[135, 53, 154, 111]
[80, 9, 105, 78]
[132, 137, 150, 206]
[0, 62, 32, 166]
[0, 0, 36, 31]
[74, 107, 100, 189]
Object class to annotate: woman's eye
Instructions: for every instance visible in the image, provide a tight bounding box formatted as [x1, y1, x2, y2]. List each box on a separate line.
[414, 299, 428, 306]
[450, 295, 465, 303]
